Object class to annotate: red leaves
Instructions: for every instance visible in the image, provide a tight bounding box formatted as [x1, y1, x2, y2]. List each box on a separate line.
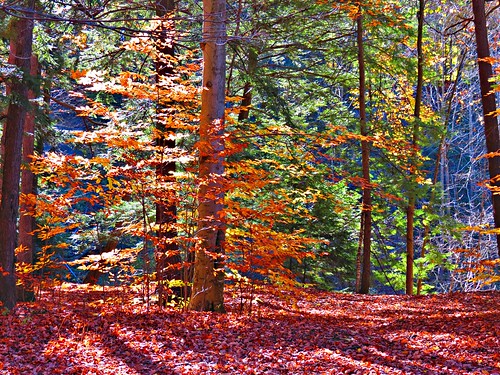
[1, 285, 499, 374]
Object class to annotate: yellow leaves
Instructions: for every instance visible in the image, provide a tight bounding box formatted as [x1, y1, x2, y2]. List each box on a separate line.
[415, 176, 432, 185]
[74, 32, 88, 48]
[70, 247, 141, 272]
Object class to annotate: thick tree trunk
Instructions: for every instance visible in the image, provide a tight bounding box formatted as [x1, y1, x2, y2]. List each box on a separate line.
[17, 55, 39, 302]
[357, 8, 372, 295]
[0, 5, 34, 310]
[189, 0, 226, 312]
[472, 0, 500, 257]
[238, 48, 258, 121]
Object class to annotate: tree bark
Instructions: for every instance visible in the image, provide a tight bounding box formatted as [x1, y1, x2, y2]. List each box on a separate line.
[0, 4, 34, 310]
[238, 48, 258, 121]
[357, 8, 372, 295]
[355, 212, 364, 292]
[406, 0, 425, 296]
[472, 0, 500, 257]
[189, 0, 226, 312]
[17, 55, 39, 302]
[154, 0, 185, 306]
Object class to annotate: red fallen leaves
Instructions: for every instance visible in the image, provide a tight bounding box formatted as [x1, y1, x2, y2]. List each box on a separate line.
[0, 284, 499, 375]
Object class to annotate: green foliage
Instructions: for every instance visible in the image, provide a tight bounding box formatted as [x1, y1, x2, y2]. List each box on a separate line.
[2, 0, 493, 299]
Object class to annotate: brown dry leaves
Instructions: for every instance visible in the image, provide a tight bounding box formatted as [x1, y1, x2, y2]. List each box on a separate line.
[0, 284, 499, 375]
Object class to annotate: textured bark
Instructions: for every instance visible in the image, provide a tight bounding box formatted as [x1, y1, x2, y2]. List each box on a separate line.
[405, 201, 415, 295]
[472, 0, 500, 257]
[154, 0, 185, 306]
[357, 9, 372, 295]
[17, 55, 39, 302]
[0, 6, 34, 310]
[189, 0, 226, 312]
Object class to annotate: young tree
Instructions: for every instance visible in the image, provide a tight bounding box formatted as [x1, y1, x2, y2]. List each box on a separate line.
[406, 0, 425, 296]
[0, 1, 34, 310]
[17, 55, 39, 302]
[189, 0, 227, 312]
[472, 0, 500, 257]
[356, 5, 372, 295]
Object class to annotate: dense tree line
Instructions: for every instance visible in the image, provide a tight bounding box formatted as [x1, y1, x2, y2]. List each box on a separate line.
[1, 0, 499, 311]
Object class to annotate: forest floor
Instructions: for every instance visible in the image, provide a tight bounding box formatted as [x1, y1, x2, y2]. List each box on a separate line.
[0, 283, 498, 375]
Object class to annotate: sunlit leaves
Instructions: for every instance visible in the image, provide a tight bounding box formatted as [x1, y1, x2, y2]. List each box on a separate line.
[1, 283, 499, 373]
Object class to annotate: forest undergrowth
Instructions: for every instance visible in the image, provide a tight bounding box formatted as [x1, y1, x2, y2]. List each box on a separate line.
[0, 283, 498, 375]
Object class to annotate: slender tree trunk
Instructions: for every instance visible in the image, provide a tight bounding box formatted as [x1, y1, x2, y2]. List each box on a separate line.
[406, 0, 425, 296]
[82, 223, 122, 284]
[357, 7, 372, 295]
[355, 212, 364, 292]
[189, 0, 226, 312]
[17, 55, 39, 302]
[154, 0, 184, 306]
[228, 0, 257, 122]
[238, 48, 258, 121]
[0, 4, 34, 310]
[472, 0, 500, 257]
[406, 200, 415, 295]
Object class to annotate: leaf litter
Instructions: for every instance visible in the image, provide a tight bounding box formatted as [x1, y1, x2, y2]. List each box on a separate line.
[0, 284, 498, 374]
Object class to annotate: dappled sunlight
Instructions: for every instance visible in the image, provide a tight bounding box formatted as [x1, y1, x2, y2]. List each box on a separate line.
[1, 284, 498, 374]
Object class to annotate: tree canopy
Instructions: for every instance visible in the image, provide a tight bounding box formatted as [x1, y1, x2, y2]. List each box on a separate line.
[0, 0, 499, 314]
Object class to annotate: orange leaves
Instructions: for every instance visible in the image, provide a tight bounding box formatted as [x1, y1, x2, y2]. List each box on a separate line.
[224, 133, 324, 283]
[122, 35, 154, 54]
[453, 219, 500, 286]
[37, 225, 77, 242]
[478, 56, 499, 65]
[70, 69, 87, 80]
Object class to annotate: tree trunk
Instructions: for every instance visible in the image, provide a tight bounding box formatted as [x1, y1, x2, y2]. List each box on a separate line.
[82, 223, 122, 284]
[154, 0, 185, 306]
[406, 0, 425, 296]
[189, 0, 226, 312]
[355, 212, 364, 292]
[357, 7, 372, 295]
[0, 4, 34, 310]
[17, 55, 39, 302]
[238, 48, 258, 121]
[472, 0, 500, 257]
